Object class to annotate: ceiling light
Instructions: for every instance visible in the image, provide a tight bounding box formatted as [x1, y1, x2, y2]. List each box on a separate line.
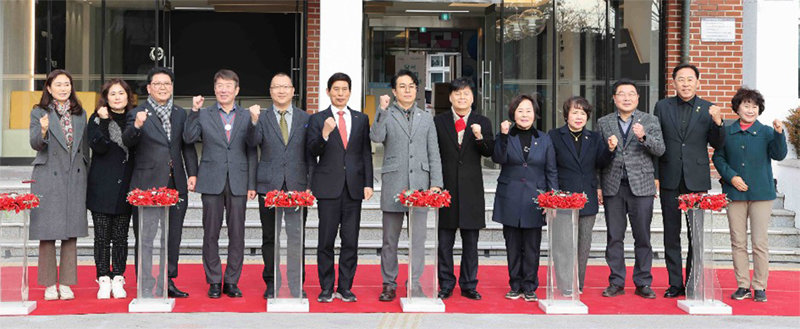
[405, 9, 470, 13]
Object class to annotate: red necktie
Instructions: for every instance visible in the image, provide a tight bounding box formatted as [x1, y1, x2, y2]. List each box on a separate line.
[338, 110, 348, 149]
[455, 116, 466, 133]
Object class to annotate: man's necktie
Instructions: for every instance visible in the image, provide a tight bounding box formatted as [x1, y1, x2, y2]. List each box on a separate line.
[338, 110, 348, 149]
[279, 111, 289, 145]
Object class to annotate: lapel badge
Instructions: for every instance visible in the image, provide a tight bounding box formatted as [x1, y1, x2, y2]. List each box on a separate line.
[534, 141, 538, 146]
[696, 106, 700, 112]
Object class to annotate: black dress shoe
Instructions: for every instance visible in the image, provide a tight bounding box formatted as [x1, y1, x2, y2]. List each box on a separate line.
[378, 285, 396, 302]
[223, 283, 243, 298]
[208, 283, 222, 298]
[437, 289, 453, 299]
[168, 279, 189, 298]
[635, 285, 656, 299]
[264, 287, 274, 299]
[460, 289, 482, 300]
[602, 284, 625, 297]
[663, 286, 686, 298]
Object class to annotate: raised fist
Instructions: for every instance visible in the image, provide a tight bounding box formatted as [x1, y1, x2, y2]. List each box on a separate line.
[607, 135, 618, 151]
[632, 122, 646, 140]
[39, 114, 49, 135]
[191, 95, 204, 112]
[97, 106, 109, 119]
[500, 120, 511, 135]
[379, 94, 391, 111]
[773, 119, 784, 134]
[709, 105, 722, 125]
[249, 104, 261, 124]
[322, 116, 337, 139]
[134, 110, 148, 129]
[470, 123, 482, 139]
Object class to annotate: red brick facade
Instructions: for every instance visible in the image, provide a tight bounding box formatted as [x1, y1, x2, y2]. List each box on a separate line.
[664, 0, 743, 177]
[306, 0, 320, 112]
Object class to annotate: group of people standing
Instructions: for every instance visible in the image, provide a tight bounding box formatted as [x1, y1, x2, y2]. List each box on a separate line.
[27, 62, 785, 305]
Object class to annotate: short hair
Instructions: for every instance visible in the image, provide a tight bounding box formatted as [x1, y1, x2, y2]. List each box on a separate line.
[448, 77, 473, 94]
[507, 93, 541, 121]
[213, 69, 239, 86]
[98, 78, 135, 113]
[731, 87, 765, 115]
[612, 78, 638, 95]
[147, 67, 174, 84]
[271, 72, 293, 86]
[672, 63, 700, 80]
[37, 69, 83, 115]
[327, 72, 351, 90]
[391, 69, 420, 89]
[562, 96, 592, 121]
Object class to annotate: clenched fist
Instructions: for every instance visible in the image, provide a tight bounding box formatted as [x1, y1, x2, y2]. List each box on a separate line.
[471, 124, 482, 140]
[773, 119, 784, 134]
[249, 104, 261, 124]
[191, 95, 204, 112]
[709, 105, 722, 126]
[379, 94, 391, 111]
[632, 122, 646, 140]
[607, 135, 618, 151]
[39, 114, 49, 136]
[322, 116, 337, 139]
[97, 106, 109, 119]
[134, 110, 148, 129]
[500, 120, 511, 135]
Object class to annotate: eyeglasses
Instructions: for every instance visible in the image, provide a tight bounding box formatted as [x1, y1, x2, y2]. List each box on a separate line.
[614, 92, 638, 98]
[396, 84, 417, 91]
[675, 77, 697, 83]
[270, 85, 293, 90]
[150, 82, 173, 88]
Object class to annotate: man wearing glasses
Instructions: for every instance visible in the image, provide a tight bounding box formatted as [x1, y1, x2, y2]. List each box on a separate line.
[596, 78, 665, 299]
[371, 69, 443, 302]
[123, 67, 198, 298]
[246, 73, 312, 299]
[183, 69, 257, 299]
[654, 64, 724, 298]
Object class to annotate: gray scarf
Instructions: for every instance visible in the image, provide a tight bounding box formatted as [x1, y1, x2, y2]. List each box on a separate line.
[147, 96, 173, 141]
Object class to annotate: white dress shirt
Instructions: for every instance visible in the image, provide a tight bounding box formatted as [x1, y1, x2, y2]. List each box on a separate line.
[324, 105, 352, 142]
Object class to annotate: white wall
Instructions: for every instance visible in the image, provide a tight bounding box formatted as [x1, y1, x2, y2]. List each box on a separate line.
[318, 0, 363, 112]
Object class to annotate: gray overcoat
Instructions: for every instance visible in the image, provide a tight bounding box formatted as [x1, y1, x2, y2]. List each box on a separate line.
[370, 102, 443, 213]
[28, 106, 89, 241]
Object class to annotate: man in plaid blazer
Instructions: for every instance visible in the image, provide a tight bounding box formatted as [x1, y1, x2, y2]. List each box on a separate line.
[596, 79, 665, 299]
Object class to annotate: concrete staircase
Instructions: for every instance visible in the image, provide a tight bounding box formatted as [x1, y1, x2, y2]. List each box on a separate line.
[2, 184, 798, 262]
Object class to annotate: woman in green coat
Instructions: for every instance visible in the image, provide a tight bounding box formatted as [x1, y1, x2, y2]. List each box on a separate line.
[712, 88, 787, 303]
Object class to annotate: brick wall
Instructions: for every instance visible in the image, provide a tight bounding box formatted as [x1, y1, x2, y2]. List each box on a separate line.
[306, 0, 320, 113]
[664, 0, 743, 178]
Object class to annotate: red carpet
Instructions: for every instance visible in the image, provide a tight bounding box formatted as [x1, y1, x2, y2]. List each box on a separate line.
[7, 264, 799, 316]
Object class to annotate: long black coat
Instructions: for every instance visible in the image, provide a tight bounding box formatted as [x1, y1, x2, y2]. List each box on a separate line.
[87, 113, 134, 215]
[548, 125, 614, 216]
[433, 112, 494, 230]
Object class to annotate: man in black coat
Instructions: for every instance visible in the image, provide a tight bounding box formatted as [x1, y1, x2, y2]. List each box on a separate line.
[653, 63, 724, 298]
[432, 78, 493, 300]
[122, 67, 198, 298]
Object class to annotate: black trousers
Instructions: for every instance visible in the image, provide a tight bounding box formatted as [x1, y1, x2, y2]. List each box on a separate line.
[316, 185, 361, 292]
[502, 225, 542, 293]
[258, 187, 308, 292]
[92, 211, 132, 278]
[438, 228, 479, 291]
[132, 176, 187, 281]
[604, 181, 654, 287]
[660, 177, 701, 289]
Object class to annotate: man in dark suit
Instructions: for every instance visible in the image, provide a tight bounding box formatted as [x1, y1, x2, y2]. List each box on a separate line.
[307, 72, 373, 303]
[596, 79, 665, 299]
[654, 64, 724, 298]
[183, 69, 256, 299]
[432, 78, 493, 301]
[122, 67, 198, 298]
[247, 73, 312, 299]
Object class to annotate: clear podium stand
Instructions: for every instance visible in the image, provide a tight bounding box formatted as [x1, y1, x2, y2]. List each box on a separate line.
[267, 206, 308, 312]
[0, 210, 36, 315]
[677, 209, 732, 314]
[539, 208, 588, 314]
[400, 206, 444, 313]
[129, 206, 174, 312]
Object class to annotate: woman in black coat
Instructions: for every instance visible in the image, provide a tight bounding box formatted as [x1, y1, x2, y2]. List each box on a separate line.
[86, 79, 135, 299]
[547, 96, 616, 295]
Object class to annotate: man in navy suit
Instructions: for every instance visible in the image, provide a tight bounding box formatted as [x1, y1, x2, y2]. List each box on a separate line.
[307, 73, 373, 303]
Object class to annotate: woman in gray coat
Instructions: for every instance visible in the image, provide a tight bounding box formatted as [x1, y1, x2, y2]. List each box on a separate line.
[28, 69, 89, 301]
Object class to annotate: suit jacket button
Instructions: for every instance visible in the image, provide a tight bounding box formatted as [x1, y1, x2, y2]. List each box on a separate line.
[522, 163, 528, 167]
[458, 160, 463, 165]
[410, 170, 414, 173]
[118, 179, 122, 184]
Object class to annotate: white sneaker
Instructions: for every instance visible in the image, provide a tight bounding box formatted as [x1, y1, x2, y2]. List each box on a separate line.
[111, 276, 127, 299]
[44, 285, 59, 300]
[97, 276, 111, 299]
[59, 285, 75, 300]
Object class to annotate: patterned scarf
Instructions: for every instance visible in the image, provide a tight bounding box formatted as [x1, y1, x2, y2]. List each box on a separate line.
[147, 96, 173, 141]
[94, 115, 129, 160]
[49, 100, 73, 151]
